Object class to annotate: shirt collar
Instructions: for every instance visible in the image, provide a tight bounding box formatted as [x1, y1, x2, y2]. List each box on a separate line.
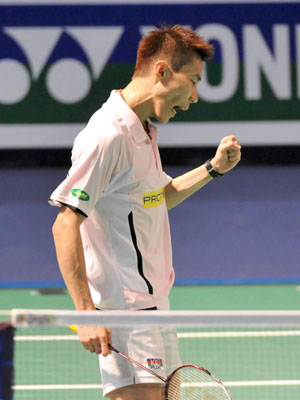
[109, 90, 157, 144]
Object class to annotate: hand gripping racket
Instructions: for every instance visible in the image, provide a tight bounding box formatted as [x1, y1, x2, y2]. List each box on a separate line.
[69, 326, 231, 399]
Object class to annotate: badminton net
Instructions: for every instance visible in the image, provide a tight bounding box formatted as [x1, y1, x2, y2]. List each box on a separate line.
[10, 309, 300, 400]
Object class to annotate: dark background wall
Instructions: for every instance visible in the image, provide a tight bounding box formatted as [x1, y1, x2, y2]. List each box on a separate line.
[1, 146, 300, 287]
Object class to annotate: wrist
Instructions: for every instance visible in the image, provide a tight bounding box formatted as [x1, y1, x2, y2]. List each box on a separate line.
[204, 159, 224, 179]
[73, 294, 95, 311]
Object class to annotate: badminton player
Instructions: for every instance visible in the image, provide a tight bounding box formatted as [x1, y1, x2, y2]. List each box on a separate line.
[50, 25, 241, 400]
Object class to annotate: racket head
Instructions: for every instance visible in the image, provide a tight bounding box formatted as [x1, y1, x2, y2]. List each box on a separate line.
[165, 364, 231, 400]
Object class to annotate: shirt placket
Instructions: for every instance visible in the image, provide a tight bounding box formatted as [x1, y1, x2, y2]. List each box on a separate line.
[148, 130, 160, 173]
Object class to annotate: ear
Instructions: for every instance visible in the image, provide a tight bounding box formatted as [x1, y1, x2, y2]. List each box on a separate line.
[154, 60, 172, 84]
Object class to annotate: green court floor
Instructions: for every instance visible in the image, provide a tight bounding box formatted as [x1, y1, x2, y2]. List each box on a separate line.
[1, 284, 300, 317]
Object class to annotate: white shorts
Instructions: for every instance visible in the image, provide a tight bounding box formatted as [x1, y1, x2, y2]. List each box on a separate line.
[99, 326, 181, 397]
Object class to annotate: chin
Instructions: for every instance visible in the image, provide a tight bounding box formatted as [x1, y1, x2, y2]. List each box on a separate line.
[153, 108, 172, 124]
[156, 113, 171, 124]
[153, 117, 169, 124]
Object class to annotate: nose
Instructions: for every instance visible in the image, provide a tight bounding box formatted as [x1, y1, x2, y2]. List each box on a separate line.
[190, 85, 199, 104]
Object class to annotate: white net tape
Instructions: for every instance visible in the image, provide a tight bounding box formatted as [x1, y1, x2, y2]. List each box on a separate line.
[11, 309, 300, 328]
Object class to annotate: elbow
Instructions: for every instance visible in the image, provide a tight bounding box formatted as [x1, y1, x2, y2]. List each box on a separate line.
[52, 217, 64, 241]
[52, 206, 85, 240]
[52, 210, 69, 240]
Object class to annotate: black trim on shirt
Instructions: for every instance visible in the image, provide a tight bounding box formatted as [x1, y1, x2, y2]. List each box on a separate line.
[128, 212, 153, 295]
[59, 202, 88, 218]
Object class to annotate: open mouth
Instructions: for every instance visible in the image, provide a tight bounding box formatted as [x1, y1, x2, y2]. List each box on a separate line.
[172, 105, 189, 115]
[172, 106, 180, 115]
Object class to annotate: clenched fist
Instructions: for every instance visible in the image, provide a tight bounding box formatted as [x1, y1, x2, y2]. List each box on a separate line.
[210, 135, 241, 174]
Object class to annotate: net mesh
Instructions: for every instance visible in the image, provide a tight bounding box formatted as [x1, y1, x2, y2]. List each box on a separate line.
[167, 365, 230, 400]
[10, 309, 300, 400]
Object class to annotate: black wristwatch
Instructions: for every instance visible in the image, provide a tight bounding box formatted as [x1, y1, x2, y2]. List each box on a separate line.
[204, 159, 224, 179]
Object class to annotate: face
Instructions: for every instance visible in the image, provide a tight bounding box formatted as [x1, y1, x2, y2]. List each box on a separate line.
[153, 57, 203, 123]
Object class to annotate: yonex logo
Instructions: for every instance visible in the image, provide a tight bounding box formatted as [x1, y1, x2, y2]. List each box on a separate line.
[0, 27, 124, 104]
[0, 2, 299, 133]
[143, 188, 165, 209]
[0, 21, 299, 107]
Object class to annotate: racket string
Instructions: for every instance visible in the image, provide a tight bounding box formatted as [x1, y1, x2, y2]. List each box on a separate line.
[167, 366, 230, 400]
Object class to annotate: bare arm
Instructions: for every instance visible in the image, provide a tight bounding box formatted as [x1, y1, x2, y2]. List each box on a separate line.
[165, 135, 241, 210]
[165, 165, 213, 210]
[52, 206, 92, 309]
[52, 205, 111, 355]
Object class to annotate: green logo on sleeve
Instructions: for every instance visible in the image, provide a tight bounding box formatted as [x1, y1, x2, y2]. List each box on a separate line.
[71, 189, 90, 201]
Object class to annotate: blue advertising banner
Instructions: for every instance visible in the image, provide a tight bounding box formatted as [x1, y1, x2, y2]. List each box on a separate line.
[0, 0, 299, 147]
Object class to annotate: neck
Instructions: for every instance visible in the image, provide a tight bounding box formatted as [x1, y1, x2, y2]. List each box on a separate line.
[121, 79, 154, 125]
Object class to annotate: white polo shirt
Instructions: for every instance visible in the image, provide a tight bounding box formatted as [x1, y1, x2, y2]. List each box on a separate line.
[50, 91, 174, 310]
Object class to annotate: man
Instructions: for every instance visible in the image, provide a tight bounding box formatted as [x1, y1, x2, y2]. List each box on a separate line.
[50, 25, 241, 400]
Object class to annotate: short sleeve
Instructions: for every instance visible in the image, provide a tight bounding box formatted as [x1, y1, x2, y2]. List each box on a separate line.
[49, 127, 130, 217]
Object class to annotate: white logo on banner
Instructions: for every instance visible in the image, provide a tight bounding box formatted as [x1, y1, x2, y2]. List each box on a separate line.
[197, 24, 239, 102]
[0, 59, 31, 104]
[243, 24, 291, 100]
[196, 23, 296, 103]
[0, 27, 124, 104]
[141, 23, 297, 103]
[0, 24, 298, 105]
